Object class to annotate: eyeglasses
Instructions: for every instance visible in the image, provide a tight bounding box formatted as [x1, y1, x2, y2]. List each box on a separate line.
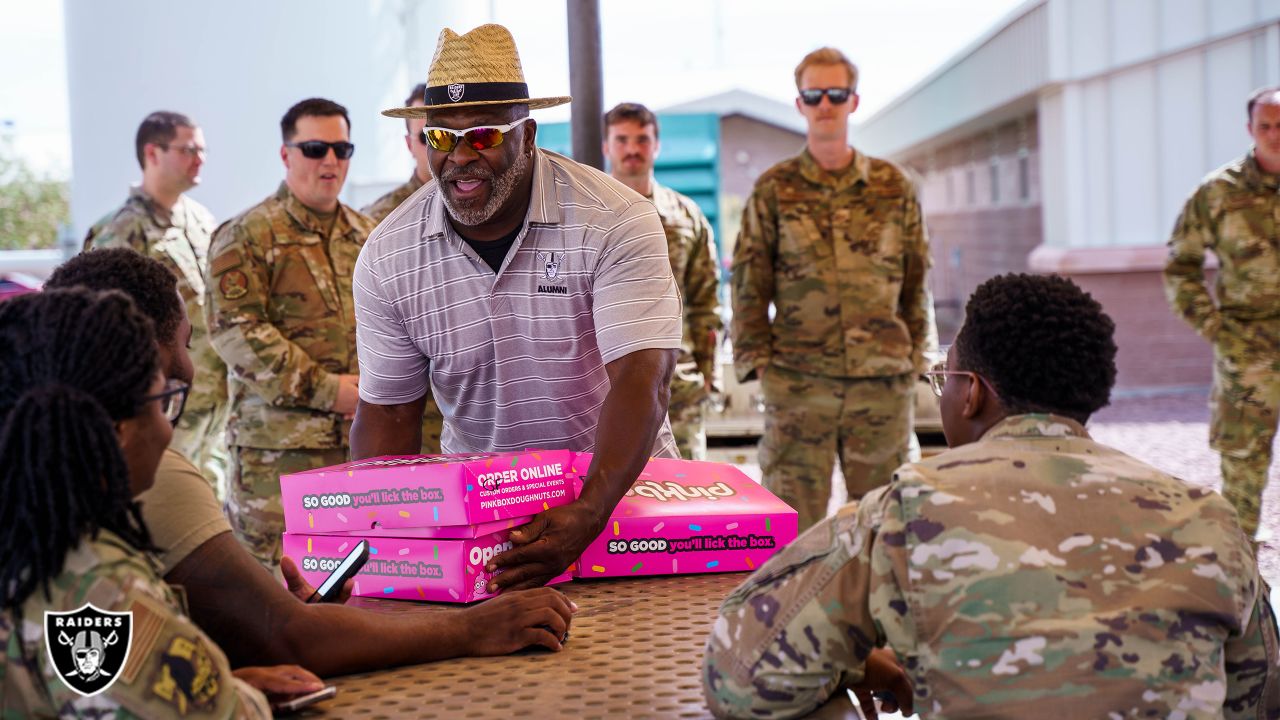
[420, 116, 532, 153]
[798, 87, 854, 106]
[142, 378, 191, 427]
[286, 140, 356, 160]
[160, 143, 206, 157]
[922, 360, 999, 398]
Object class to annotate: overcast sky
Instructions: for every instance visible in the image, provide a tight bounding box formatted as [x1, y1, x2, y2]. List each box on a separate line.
[0, 0, 1028, 178]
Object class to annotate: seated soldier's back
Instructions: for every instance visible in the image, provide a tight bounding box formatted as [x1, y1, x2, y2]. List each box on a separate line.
[878, 413, 1266, 719]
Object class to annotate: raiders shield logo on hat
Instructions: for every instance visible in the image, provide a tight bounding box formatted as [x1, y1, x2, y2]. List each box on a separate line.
[44, 604, 133, 697]
[448, 83, 465, 102]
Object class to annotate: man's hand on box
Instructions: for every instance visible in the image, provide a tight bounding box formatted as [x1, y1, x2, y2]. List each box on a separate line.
[281, 555, 354, 604]
[487, 501, 604, 591]
[460, 587, 578, 655]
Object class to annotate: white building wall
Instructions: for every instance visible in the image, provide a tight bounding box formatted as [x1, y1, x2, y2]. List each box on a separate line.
[1038, 0, 1280, 249]
[63, 0, 491, 236]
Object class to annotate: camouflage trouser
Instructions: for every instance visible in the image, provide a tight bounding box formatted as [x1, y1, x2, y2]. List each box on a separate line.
[759, 366, 914, 531]
[669, 372, 708, 461]
[227, 446, 348, 572]
[170, 402, 230, 502]
[420, 392, 445, 454]
[1211, 322, 1280, 538]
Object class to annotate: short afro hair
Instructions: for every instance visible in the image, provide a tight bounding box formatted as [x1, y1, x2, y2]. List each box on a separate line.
[45, 248, 184, 345]
[953, 273, 1116, 423]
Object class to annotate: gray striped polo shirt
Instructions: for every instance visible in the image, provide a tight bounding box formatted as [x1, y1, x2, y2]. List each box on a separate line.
[353, 148, 682, 456]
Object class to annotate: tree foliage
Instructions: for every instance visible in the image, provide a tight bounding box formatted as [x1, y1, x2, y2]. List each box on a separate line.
[0, 137, 69, 250]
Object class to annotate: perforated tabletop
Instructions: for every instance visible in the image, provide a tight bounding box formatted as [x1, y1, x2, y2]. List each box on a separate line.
[310, 573, 746, 719]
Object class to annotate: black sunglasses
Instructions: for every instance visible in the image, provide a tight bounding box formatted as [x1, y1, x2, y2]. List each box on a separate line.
[799, 88, 853, 106]
[286, 140, 356, 160]
[142, 379, 191, 427]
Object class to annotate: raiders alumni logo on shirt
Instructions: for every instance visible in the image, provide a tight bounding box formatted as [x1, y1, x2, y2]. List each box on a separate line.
[536, 251, 567, 295]
[45, 604, 133, 697]
[448, 83, 465, 102]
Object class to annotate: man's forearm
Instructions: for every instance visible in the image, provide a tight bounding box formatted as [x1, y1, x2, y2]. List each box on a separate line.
[350, 397, 427, 460]
[579, 349, 677, 519]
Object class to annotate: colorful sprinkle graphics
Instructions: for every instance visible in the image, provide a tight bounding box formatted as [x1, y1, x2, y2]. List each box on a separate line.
[433, 545, 439, 559]
[485, 459, 493, 468]
[745, 556, 755, 569]
[591, 565, 606, 573]
[398, 510, 411, 518]
[417, 586, 426, 599]
[542, 501, 549, 510]
[652, 522, 665, 532]
[398, 548, 410, 556]
[432, 507, 439, 522]
[510, 455, 520, 467]
[689, 524, 702, 531]
[706, 560, 720, 569]
[383, 586, 395, 594]
[533, 452, 542, 461]
[672, 559, 679, 573]
[338, 542, 349, 553]
[306, 538, 312, 553]
[466, 484, 473, 492]
[612, 521, 620, 536]
[766, 517, 771, 532]
[347, 471, 353, 477]
[675, 473, 687, 478]
[726, 522, 739, 530]
[307, 513, 314, 529]
[630, 561, 644, 573]
[367, 511, 377, 519]
[369, 546, 379, 555]
[448, 588, 460, 600]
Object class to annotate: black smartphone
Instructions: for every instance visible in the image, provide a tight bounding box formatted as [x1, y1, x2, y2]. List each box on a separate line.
[306, 539, 369, 604]
[270, 685, 337, 714]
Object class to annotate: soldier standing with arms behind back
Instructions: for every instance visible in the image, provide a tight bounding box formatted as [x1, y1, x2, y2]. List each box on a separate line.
[205, 98, 373, 571]
[84, 111, 229, 498]
[732, 47, 933, 531]
[1165, 86, 1280, 540]
[603, 102, 722, 460]
[360, 82, 445, 454]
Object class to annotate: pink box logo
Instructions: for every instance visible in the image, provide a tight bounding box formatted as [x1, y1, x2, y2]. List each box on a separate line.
[280, 450, 574, 534]
[282, 519, 570, 604]
[570, 454, 798, 578]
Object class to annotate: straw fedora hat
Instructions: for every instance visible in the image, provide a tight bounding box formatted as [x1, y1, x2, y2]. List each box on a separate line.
[382, 24, 571, 118]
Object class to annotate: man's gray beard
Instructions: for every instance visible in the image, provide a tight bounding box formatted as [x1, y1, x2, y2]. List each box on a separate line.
[438, 150, 530, 227]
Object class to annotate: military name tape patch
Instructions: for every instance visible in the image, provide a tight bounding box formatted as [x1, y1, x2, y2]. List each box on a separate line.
[44, 604, 134, 697]
[219, 270, 249, 300]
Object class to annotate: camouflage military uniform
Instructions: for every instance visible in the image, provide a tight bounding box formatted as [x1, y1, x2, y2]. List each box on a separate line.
[205, 182, 375, 570]
[732, 148, 934, 530]
[84, 187, 230, 499]
[650, 181, 722, 460]
[1, 530, 270, 718]
[703, 414, 1280, 719]
[1165, 151, 1280, 538]
[361, 172, 444, 455]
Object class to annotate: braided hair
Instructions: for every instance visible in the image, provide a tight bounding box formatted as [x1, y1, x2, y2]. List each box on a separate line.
[0, 288, 160, 609]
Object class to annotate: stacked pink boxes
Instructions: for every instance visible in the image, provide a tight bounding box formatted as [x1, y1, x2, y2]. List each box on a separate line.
[280, 451, 575, 603]
[570, 453, 799, 578]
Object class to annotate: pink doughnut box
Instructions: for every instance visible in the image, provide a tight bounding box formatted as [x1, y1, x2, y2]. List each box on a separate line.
[279, 450, 574, 534]
[282, 518, 572, 603]
[569, 453, 798, 578]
